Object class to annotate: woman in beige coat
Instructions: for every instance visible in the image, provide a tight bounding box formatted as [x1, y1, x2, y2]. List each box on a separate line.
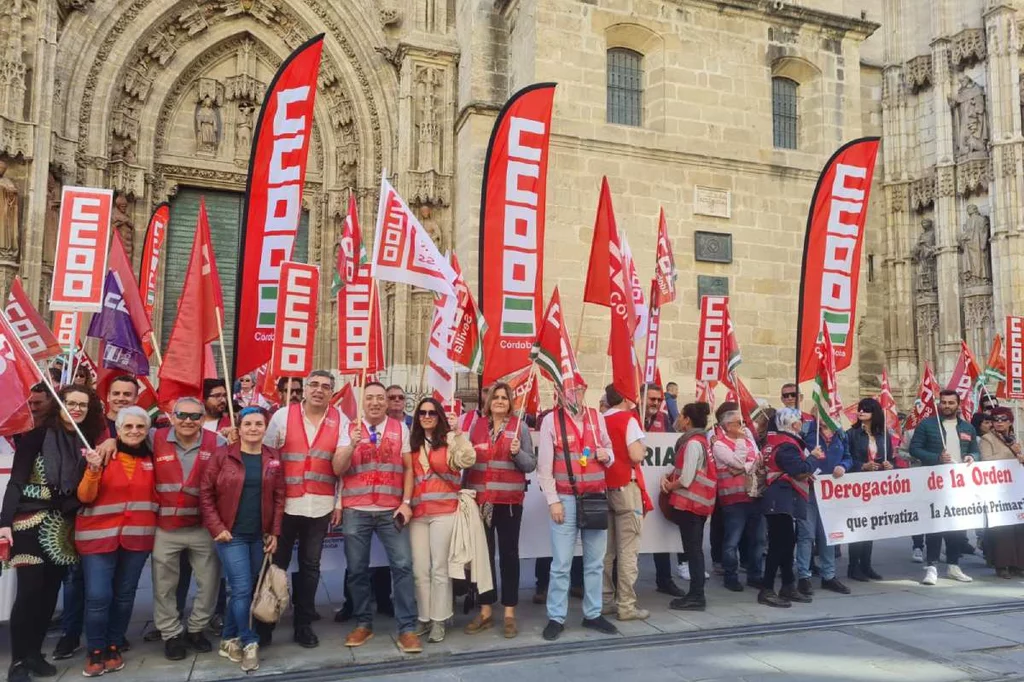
[978, 407, 1024, 577]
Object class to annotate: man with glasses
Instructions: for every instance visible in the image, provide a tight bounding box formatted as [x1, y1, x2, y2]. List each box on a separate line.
[335, 382, 421, 654]
[151, 397, 225, 660]
[276, 377, 303, 411]
[385, 384, 412, 426]
[263, 370, 353, 647]
[773, 384, 814, 434]
[202, 379, 233, 436]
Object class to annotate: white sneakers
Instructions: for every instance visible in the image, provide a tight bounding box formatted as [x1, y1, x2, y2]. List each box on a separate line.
[921, 564, 973, 584]
[675, 563, 710, 581]
[912, 548, 924, 563]
[921, 565, 938, 585]
[947, 565, 973, 582]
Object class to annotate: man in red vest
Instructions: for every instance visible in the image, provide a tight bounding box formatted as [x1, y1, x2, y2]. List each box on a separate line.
[334, 382, 421, 654]
[262, 370, 353, 648]
[600, 385, 650, 622]
[151, 397, 225, 660]
[202, 379, 233, 437]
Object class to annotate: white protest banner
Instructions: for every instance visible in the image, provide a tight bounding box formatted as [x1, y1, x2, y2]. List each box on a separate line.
[816, 461, 1024, 546]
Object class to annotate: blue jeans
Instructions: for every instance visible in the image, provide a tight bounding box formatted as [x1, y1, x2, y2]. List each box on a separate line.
[547, 495, 607, 623]
[61, 562, 85, 639]
[215, 537, 264, 646]
[796, 501, 835, 580]
[722, 501, 765, 583]
[341, 509, 417, 633]
[82, 549, 150, 651]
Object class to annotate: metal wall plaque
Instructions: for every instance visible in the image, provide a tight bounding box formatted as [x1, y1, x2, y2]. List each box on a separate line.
[694, 231, 733, 264]
[693, 186, 731, 218]
[697, 275, 729, 304]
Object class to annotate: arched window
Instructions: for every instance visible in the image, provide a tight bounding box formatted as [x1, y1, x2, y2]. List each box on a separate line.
[607, 48, 643, 126]
[772, 76, 799, 149]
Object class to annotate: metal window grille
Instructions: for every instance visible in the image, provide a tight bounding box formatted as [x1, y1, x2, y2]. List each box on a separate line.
[607, 48, 643, 127]
[772, 77, 799, 149]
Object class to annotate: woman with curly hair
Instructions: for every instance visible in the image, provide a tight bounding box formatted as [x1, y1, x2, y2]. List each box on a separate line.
[0, 385, 105, 682]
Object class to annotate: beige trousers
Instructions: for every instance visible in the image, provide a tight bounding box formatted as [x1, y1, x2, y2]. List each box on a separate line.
[601, 482, 644, 615]
[151, 525, 221, 639]
[409, 513, 456, 623]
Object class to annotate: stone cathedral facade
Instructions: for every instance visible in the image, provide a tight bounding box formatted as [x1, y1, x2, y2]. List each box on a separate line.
[8, 0, 1010, 408]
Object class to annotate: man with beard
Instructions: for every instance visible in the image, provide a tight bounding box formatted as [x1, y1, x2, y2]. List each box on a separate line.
[202, 379, 233, 435]
[277, 377, 303, 411]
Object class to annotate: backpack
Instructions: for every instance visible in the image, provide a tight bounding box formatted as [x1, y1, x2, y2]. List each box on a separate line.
[250, 553, 290, 626]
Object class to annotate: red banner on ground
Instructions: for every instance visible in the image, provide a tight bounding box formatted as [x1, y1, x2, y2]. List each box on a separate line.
[479, 83, 556, 385]
[234, 35, 324, 378]
[1006, 317, 1024, 399]
[796, 137, 880, 382]
[138, 203, 169, 322]
[49, 186, 113, 312]
[270, 262, 319, 378]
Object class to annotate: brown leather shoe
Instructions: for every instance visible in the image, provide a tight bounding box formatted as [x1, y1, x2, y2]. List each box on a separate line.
[463, 614, 494, 635]
[396, 632, 423, 654]
[344, 627, 374, 647]
[503, 617, 518, 639]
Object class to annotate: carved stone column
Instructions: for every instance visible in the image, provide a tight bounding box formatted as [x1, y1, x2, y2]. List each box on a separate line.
[985, 3, 1024, 321]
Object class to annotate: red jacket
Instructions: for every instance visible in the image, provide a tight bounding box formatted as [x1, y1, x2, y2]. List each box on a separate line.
[199, 443, 285, 539]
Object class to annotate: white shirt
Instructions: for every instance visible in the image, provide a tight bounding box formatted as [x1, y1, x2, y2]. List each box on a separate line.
[536, 410, 615, 506]
[265, 403, 352, 518]
[346, 417, 411, 513]
[942, 418, 962, 462]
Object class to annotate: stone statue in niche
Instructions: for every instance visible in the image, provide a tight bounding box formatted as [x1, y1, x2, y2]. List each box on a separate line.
[235, 102, 254, 156]
[111, 193, 135, 258]
[910, 218, 938, 294]
[194, 94, 221, 154]
[0, 160, 21, 262]
[958, 203, 991, 284]
[949, 76, 989, 159]
[417, 204, 442, 249]
[43, 171, 60, 266]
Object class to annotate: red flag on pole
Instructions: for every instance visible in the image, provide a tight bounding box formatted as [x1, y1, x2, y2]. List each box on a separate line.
[336, 261, 384, 375]
[643, 279, 661, 385]
[108, 229, 154, 355]
[1007, 316, 1024, 400]
[5, 278, 62, 361]
[946, 341, 981, 420]
[721, 374, 759, 436]
[529, 287, 586, 412]
[157, 200, 224, 410]
[506, 363, 540, 418]
[879, 369, 900, 432]
[448, 253, 487, 374]
[138, 203, 170, 322]
[904, 364, 942, 431]
[0, 310, 44, 435]
[654, 208, 677, 306]
[583, 178, 614, 306]
[269, 262, 319, 379]
[52, 311, 82, 351]
[333, 193, 364, 296]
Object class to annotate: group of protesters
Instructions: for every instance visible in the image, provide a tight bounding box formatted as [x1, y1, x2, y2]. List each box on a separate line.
[2, 369, 1023, 681]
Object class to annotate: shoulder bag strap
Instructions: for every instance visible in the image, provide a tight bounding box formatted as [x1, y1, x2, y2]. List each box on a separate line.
[556, 408, 580, 497]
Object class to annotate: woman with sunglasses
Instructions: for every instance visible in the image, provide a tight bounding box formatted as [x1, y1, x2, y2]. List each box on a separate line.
[845, 398, 899, 582]
[76, 406, 157, 677]
[0, 386, 105, 682]
[408, 398, 476, 643]
[200, 407, 284, 672]
[979, 407, 1024, 577]
[234, 374, 271, 410]
[464, 382, 536, 638]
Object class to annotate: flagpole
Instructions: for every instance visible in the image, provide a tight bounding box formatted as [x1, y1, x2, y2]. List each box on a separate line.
[214, 308, 236, 426]
[515, 361, 539, 423]
[149, 331, 163, 367]
[357, 278, 378, 422]
[933, 391, 947, 452]
[64, 312, 79, 386]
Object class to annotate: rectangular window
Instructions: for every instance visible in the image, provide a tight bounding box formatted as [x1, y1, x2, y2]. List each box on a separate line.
[772, 77, 799, 149]
[607, 48, 643, 127]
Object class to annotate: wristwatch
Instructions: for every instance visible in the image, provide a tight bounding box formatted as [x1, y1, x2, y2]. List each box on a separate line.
[402, 498, 412, 506]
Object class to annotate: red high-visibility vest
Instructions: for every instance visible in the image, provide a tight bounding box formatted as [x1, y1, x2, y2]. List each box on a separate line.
[280, 404, 341, 499]
[603, 410, 641, 489]
[764, 431, 809, 500]
[411, 446, 461, 518]
[341, 417, 405, 510]
[153, 428, 219, 530]
[669, 432, 717, 516]
[465, 416, 526, 505]
[713, 433, 757, 506]
[645, 411, 672, 433]
[75, 456, 158, 555]
[551, 408, 607, 495]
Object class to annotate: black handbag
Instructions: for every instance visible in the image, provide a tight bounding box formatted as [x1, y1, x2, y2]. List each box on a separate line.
[557, 408, 608, 530]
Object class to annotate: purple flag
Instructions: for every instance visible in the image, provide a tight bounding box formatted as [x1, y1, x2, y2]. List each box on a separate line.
[86, 271, 150, 376]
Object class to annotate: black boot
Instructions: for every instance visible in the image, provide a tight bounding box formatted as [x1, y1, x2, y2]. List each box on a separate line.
[24, 654, 57, 678]
[779, 583, 812, 604]
[8, 661, 30, 682]
[757, 589, 791, 608]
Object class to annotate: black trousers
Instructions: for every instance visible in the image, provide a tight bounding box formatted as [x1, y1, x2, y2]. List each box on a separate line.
[927, 530, 965, 566]
[671, 509, 707, 597]
[535, 555, 583, 592]
[710, 502, 725, 564]
[271, 512, 331, 628]
[763, 513, 796, 591]
[480, 504, 523, 607]
[847, 541, 875, 573]
[912, 534, 925, 550]
[10, 562, 65, 661]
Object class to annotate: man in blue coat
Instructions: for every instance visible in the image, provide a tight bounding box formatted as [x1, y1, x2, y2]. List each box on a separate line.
[909, 390, 979, 585]
[801, 423, 853, 595]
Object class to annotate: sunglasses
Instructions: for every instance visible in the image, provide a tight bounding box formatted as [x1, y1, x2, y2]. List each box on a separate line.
[388, 395, 406, 401]
[782, 392, 798, 399]
[174, 411, 204, 422]
[994, 416, 1011, 422]
[418, 410, 439, 417]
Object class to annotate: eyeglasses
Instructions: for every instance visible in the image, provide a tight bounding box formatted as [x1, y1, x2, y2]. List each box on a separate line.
[174, 411, 204, 422]
[307, 382, 332, 391]
[418, 410, 438, 417]
[208, 392, 228, 399]
[65, 401, 88, 410]
[121, 424, 147, 431]
[782, 392, 798, 399]
[994, 416, 1011, 423]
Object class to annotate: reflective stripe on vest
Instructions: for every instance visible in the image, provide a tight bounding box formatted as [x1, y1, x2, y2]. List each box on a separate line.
[152, 429, 218, 531]
[551, 408, 606, 495]
[412, 446, 461, 518]
[281, 404, 341, 499]
[465, 416, 527, 505]
[75, 456, 158, 555]
[713, 434, 756, 506]
[764, 431, 810, 500]
[669, 433, 718, 516]
[341, 417, 405, 509]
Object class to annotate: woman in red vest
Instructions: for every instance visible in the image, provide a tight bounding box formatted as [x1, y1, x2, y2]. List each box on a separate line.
[0, 385, 105, 682]
[76, 406, 158, 677]
[660, 402, 715, 611]
[199, 407, 284, 673]
[463, 382, 536, 638]
[409, 398, 475, 644]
